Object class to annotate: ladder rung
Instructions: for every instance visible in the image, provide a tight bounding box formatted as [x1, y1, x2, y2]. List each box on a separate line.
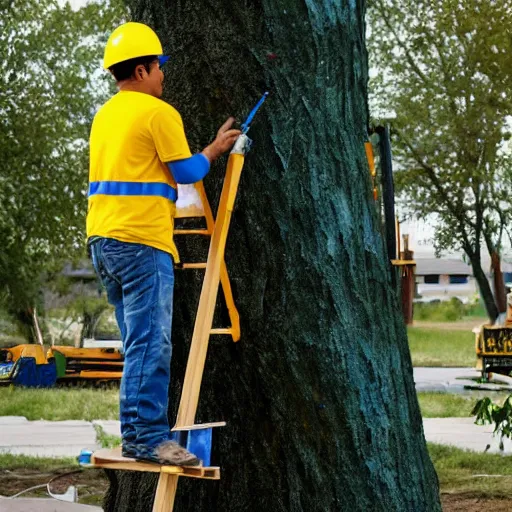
[174, 229, 211, 235]
[179, 263, 208, 269]
[210, 328, 232, 335]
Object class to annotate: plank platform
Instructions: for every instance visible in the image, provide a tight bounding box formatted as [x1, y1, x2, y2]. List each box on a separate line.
[171, 421, 226, 432]
[90, 447, 220, 480]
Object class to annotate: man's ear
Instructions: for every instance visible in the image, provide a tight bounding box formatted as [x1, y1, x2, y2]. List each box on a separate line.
[134, 64, 146, 81]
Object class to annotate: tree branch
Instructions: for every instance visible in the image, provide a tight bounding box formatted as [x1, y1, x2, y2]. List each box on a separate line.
[374, 0, 431, 87]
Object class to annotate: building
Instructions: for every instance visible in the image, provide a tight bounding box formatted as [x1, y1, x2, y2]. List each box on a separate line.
[415, 258, 476, 303]
[399, 218, 512, 303]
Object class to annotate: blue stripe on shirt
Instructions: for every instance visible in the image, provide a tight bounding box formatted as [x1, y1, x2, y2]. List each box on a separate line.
[88, 181, 178, 202]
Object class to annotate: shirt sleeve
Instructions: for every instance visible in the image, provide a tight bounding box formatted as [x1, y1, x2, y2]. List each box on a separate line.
[167, 153, 210, 184]
[149, 104, 193, 162]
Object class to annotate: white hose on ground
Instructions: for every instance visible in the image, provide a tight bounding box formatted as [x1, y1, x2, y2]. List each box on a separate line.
[488, 372, 512, 387]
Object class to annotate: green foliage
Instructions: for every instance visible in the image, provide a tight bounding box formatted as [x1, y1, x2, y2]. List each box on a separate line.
[465, 300, 488, 319]
[408, 327, 475, 367]
[414, 298, 466, 322]
[473, 394, 512, 451]
[368, 0, 512, 319]
[413, 297, 488, 321]
[94, 424, 121, 448]
[0, 453, 77, 470]
[0, 385, 119, 420]
[0, 0, 125, 335]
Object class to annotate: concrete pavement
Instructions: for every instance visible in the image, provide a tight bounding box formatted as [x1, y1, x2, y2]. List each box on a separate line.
[0, 498, 101, 511]
[413, 367, 482, 393]
[424, 417, 512, 454]
[0, 417, 120, 458]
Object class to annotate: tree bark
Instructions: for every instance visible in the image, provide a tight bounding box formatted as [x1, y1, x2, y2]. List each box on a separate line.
[470, 255, 500, 322]
[491, 252, 507, 316]
[104, 1, 441, 510]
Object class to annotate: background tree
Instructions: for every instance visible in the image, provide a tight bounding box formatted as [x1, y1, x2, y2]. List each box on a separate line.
[104, 1, 441, 511]
[0, 0, 125, 341]
[368, 0, 512, 321]
[46, 274, 117, 346]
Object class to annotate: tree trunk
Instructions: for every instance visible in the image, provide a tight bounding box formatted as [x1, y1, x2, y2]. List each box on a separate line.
[12, 308, 36, 344]
[491, 252, 507, 315]
[469, 255, 499, 322]
[104, 1, 441, 510]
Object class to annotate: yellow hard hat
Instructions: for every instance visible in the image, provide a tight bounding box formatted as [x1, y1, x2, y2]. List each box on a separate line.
[103, 22, 164, 70]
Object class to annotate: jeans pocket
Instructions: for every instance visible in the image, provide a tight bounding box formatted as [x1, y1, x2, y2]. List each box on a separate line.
[91, 244, 107, 283]
[100, 239, 153, 283]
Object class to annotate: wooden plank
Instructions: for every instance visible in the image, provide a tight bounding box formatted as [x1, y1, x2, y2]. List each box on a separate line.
[91, 447, 221, 481]
[92, 461, 168, 473]
[153, 474, 179, 512]
[210, 328, 232, 335]
[179, 263, 208, 270]
[176, 147, 247, 428]
[171, 421, 226, 431]
[91, 447, 127, 462]
[196, 180, 240, 342]
[181, 467, 220, 480]
[174, 229, 210, 236]
[219, 264, 240, 342]
[390, 259, 416, 266]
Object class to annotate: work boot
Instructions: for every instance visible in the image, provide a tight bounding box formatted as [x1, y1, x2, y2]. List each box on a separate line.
[123, 440, 201, 466]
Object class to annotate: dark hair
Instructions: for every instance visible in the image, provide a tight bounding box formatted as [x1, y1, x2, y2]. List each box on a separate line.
[109, 55, 157, 82]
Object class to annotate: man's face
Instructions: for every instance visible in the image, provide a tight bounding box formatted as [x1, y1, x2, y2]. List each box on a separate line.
[147, 60, 164, 98]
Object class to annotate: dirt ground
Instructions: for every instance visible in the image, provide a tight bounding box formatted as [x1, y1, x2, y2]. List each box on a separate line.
[442, 494, 512, 511]
[2, 469, 511, 510]
[0, 467, 108, 506]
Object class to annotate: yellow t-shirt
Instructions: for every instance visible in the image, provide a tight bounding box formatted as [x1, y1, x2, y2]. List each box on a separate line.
[86, 90, 192, 262]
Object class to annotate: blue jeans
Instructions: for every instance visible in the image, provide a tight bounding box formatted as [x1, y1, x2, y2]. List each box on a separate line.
[90, 238, 174, 448]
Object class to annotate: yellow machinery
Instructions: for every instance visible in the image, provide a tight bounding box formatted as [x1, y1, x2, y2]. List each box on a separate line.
[48, 346, 123, 381]
[475, 295, 512, 377]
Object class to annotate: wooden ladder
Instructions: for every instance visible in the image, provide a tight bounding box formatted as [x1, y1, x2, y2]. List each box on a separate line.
[89, 134, 252, 512]
[173, 178, 240, 342]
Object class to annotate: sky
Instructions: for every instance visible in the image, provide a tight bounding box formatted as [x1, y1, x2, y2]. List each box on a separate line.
[60, 0, 89, 9]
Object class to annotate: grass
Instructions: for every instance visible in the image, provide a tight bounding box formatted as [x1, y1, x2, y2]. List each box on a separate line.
[429, 443, 512, 498]
[418, 392, 512, 418]
[0, 453, 77, 470]
[0, 386, 119, 421]
[408, 327, 476, 367]
[94, 424, 121, 448]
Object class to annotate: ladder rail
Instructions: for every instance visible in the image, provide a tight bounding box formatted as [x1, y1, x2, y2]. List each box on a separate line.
[153, 136, 250, 512]
[176, 137, 250, 427]
[174, 182, 241, 342]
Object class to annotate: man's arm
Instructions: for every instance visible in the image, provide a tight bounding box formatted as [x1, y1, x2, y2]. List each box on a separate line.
[167, 154, 210, 184]
[166, 117, 241, 184]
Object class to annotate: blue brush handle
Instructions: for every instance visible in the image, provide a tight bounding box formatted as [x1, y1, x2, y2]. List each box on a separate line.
[241, 92, 269, 134]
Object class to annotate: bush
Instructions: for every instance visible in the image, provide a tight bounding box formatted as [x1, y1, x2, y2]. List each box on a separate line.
[414, 298, 466, 322]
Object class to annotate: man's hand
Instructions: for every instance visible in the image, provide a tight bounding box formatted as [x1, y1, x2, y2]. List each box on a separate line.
[202, 117, 241, 163]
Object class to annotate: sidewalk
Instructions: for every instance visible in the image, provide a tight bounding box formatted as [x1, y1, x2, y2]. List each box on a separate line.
[0, 414, 509, 457]
[0, 417, 120, 458]
[0, 498, 101, 512]
[424, 417, 512, 454]
[413, 367, 482, 393]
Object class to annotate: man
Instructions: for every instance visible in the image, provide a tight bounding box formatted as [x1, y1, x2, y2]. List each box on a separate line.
[87, 22, 240, 466]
